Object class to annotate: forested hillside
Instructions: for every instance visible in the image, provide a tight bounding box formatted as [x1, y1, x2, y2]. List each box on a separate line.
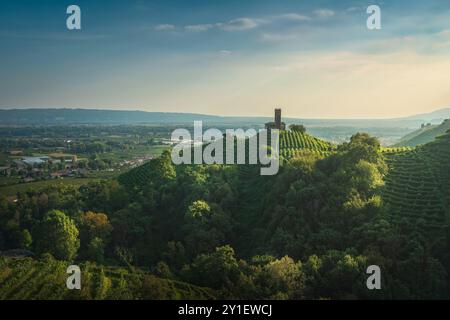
[1, 132, 450, 299]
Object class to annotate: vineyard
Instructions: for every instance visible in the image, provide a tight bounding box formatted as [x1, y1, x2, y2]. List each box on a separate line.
[381, 147, 413, 154]
[119, 131, 335, 188]
[118, 161, 154, 188]
[0, 257, 215, 300]
[279, 131, 335, 159]
[383, 133, 450, 240]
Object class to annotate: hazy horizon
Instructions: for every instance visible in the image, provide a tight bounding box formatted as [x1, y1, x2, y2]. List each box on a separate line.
[1, 0, 450, 118]
[1, 105, 449, 121]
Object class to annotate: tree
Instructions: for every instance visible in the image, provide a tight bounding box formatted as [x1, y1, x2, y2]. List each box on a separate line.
[257, 256, 305, 299]
[289, 124, 306, 133]
[185, 245, 241, 290]
[87, 237, 105, 263]
[1, 223, 32, 250]
[21, 229, 33, 249]
[186, 200, 211, 220]
[34, 210, 80, 260]
[148, 150, 176, 183]
[79, 212, 112, 263]
[351, 160, 385, 194]
[80, 211, 112, 243]
[139, 275, 172, 300]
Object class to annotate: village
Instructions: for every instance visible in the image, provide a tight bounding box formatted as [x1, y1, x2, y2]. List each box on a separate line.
[0, 149, 154, 184]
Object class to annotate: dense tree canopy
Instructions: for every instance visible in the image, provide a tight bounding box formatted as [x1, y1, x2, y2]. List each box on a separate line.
[289, 124, 306, 133]
[2, 132, 450, 299]
[33, 210, 80, 261]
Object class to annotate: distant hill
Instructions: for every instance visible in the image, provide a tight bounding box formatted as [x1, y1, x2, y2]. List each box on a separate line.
[1, 108, 449, 128]
[401, 107, 450, 122]
[0, 108, 234, 125]
[394, 119, 450, 147]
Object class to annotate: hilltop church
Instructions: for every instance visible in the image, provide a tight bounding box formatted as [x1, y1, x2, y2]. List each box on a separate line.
[265, 108, 286, 131]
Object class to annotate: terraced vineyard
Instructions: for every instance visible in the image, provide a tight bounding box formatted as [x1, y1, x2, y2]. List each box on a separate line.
[381, 147, 414, 154]
[383, 133, 450, 240]
[0, 257, 215, 300]
[279, 131, 335, 159]
[118, 151, 174, 188]
[119, 131, 335, 188]
[118, 162, 153, 188]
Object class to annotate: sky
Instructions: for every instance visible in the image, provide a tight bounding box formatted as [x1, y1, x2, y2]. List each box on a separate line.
[1, 0, 450, 118]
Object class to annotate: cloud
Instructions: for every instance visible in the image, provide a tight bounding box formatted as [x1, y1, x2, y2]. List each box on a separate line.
[219, 50, 232, 56]
[345, 7, 361, 13]
[217, 18, 261, 31]
[156, 9, 333, 36]
[314, 9, 335, 18]
[278, 13, 311, 21]
[185, 24, 214, 32]
[154, 24, 176, 31]
[264, 51, 450, 118]
[356, 28, 450, 55]
[436, 29, 450, 37]
[174, 17, 262, 34]
[260, 33, 297, 43]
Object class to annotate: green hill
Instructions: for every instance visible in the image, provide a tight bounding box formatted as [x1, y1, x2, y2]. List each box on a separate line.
[279, 131, 335, 159]
[394, 119, 450, 147]
[118, 131, 335, 188]
[0, 257, 215, 300]
[383, 132, 450, 239]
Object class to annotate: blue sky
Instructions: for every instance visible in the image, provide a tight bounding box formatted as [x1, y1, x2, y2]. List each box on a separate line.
[1, 0, 450, 118]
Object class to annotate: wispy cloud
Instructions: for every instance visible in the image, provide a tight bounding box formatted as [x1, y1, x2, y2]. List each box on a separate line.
[345, 6, 361, 13]
[277, 13, 311, 22]
[314, 9, 335, 18]
[219, 50, 232, 57]
[185, 24, 214, 32]
[154, 10, 331, 36]
[154, 24, 176, 31]
[260, 33, 297, 43]
[156, 18, 262, 34]
[217, 18, 262, 31]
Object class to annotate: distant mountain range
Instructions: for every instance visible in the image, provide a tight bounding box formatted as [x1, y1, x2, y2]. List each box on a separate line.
[1, 107, 449, 128]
